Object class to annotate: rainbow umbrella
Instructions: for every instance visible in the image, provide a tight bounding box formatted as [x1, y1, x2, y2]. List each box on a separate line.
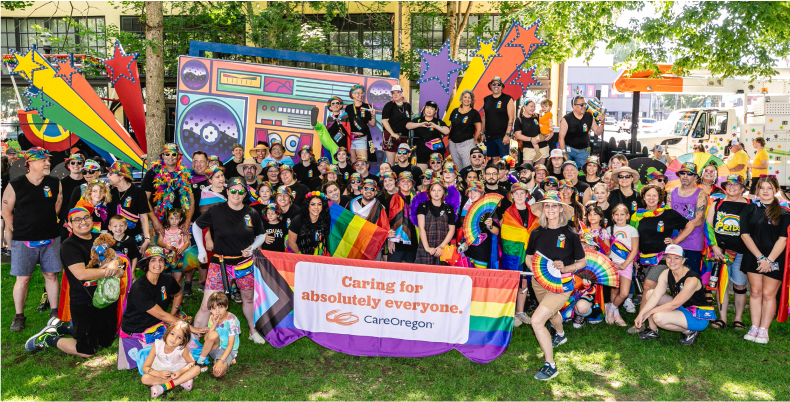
[665, 152, 729, 191]
[628, 157, 667, 190]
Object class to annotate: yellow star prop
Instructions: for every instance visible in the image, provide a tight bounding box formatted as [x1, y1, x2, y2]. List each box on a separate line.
[473, 37, 500, 66]
[11, 49, 45, 81]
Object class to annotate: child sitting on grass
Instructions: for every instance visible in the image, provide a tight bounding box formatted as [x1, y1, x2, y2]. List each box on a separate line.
[108, 215, 141, 272]
[141, 320, 201, 398]
[196, 292, 241, 378]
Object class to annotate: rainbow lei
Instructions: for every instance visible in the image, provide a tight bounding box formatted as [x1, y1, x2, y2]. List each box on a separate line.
[629, 207, 667, 230]
[150, 156, 192, 221]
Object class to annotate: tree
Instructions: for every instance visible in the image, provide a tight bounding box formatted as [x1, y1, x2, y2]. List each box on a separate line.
[612, 1, 790, 79]
[145, 1, 165, 157]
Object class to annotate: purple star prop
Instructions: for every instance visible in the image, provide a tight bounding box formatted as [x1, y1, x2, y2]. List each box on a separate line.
[417, 40, 466, 94]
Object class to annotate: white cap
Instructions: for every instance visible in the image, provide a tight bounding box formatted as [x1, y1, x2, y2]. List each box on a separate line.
[549, 149, 564, 158]
[730, 139, 740, 147]
[665, 244, 684, 257]
[391, 85, 403, 92]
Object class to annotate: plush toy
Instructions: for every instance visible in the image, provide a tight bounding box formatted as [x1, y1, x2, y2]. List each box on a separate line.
[86, 233, 119, 269]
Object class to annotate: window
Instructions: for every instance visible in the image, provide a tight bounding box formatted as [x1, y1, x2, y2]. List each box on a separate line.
[327, 14, 394, 75]
[2, 17, 106, 56]
[410, 14, 502, 64]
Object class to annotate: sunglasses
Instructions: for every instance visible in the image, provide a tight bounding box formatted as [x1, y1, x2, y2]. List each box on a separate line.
[678, 171, 695, 176]
[490, 83, 502, 87]
[330, 102, 342, 106]
[163, 152, 179, 157]
[471, 155, 483, 159]
[229, 188, 246, 195]
[574, 103, 585, 107]
[84, 169, 99, 175]
[363, 186, 376, 192]
[654, 178, 666, 183]
[69, 161, 84, 166]
[618, 175, 632, 179]
[546, 183, 558, 187]
[350, 180, 361, 184]
[397, 150, 409, 155]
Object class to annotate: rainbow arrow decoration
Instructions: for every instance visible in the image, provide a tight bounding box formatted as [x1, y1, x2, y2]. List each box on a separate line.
[9, 45, 146, 169]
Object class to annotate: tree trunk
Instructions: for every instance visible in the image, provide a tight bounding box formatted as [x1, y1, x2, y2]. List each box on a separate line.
[144, 1, 165, 160]
[444, 2, 457, 54]
[444, 1, 474, 112]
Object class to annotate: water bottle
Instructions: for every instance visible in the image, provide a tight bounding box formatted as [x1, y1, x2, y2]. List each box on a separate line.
[707, 261, 721, 290]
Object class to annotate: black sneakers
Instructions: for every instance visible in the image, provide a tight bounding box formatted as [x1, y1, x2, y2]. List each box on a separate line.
[678, 330, 700, 345]
[183, 281, 193, 297]
[639, 328, 660, 340]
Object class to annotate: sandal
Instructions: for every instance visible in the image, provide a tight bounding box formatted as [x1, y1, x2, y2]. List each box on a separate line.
[733, 321, 746, 330]
[613, 314, 627, 327]
[711, 319, 726, 329]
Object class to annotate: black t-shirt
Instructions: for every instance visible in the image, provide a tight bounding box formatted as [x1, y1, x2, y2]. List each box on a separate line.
[288, 215, 330, 252]
[308, 177, 325, 191]
[498, 179, 513, 193]
[563, 111, 594, 150]
[526, 226, 586, 267]
[346, 103, 374, 140]
[108, 184, 151, 241]
[381, 101, 412, 135]
[482, 94, 513, 138]
[636, 210, 688, 254]
[10, 175, 60, 241]
[712, 200, 751, 254]
[580, 176, 601, 187]
[293, 163, 321, 185]
[111, 234, 142, 262]
[282, 204, 301, 228]
[573, 181, 590, 203]
[326, 113, 350, 147]
[61, 233, 98, 303]
[515, 114, 547, 148]
[607, 189, 644, 214]
[195, 203, 264, 256]
[337, 163, 355, 182]
[262, 220, 288, 252]
[459, 197, 498, 262]
[121, 274, 181, 334]
[668, 270, 710, 308]
[416, 201, 456, 223]
[223, 159, 242, 180]
[286, 182, 311, 206]
[190, 173, 210, 222]
[142, 169, 189, 211]
[448, 108, 482, 143]
[412, 117, 448, 157]
[741, 203, 790, 264]
[58, 176, 86, 224]
[392, 163, 423, 180]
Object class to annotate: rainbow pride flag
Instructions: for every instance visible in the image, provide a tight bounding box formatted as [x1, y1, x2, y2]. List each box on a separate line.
[253, 251, 519, 363]
[328, 202, 388, 260]
[500, 206, 539, 270]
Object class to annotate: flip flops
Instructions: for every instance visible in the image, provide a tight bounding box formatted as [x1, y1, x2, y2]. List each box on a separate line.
[711, 319, 726, 329]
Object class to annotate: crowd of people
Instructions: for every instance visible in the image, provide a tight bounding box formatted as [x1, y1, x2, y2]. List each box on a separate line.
[1, 81, 786, 391]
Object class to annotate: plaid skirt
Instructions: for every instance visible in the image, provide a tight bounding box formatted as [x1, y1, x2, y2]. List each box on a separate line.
[415, 208, 450, 266]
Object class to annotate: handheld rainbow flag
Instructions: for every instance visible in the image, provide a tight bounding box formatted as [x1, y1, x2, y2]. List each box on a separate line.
[500, 205, 539, 270]
[532, 251, 575, 294]
[199, 189, 227, 207]
[463, 193, 503, 246]
[328, 202, 388, 260]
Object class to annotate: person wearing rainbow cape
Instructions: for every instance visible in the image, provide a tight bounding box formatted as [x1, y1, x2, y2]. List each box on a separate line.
[524, 191, 586, 380]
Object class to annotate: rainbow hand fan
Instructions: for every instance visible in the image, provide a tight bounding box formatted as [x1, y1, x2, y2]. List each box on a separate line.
[532, 251, 575, 294]
[575, 250, 620, 288]
[463, 193, 504, 246]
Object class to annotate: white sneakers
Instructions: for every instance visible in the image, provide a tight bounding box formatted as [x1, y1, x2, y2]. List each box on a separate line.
[249, 332, 267, 345]
[514, 312, 531, 327]
[623, 298, 636, 314]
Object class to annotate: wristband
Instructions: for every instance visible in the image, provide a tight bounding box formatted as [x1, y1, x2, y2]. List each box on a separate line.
[757, 255, 766, 262]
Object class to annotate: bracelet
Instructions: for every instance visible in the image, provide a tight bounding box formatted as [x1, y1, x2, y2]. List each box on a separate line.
[757, 255, 766, 261]
[148, 367, 153, 373]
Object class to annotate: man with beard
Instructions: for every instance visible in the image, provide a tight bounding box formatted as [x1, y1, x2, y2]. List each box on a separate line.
[460, 147, 487, 184]
[2, 148, 63, 331]
[237, 158, 264, 209]
[667, 162, 707, 274]
[353, 155, 380, 186]
[279, 164, 310, 203]
[190, 151, 210, 221]
[483, 164, 509, 197]
[391, 143, 422, 179]
[515, 163, 544, 204]
[350, 179, 390, 260]
[223, 143, 245, 180]
[142, 144, 194, 236]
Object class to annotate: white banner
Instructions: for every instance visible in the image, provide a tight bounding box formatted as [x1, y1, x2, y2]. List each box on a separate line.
[294, 262, 472, 344]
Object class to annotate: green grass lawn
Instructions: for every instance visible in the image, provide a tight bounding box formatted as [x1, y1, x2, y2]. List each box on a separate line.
[2, 261, 788, 401]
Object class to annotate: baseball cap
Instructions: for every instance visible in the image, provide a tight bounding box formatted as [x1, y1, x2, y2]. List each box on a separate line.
[391, 84, 403, 92]
[665, 244, 684, 257]
[549, 149, 564, 159]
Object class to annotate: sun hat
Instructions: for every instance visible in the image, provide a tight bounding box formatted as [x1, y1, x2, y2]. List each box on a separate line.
[442, 162, 458, 176]
[397, 172, 416, 184]
[334, 147, 349, 158]
[23, 147, 50, 167]
[362, 179, 379, 191]
[508, 182, 531, 203]
[161, 143, 181, 155]
[276, 186, 293, 199]
[236, 158, 263, 176]
[723, 174, 745, 188]
[533, 164, 548, 174]
[355, 155, 369, 164]
[204, 165, 224, 180]
[429, 153, 444, 164]
[531, 190, 574, 218]
[380, 172, 396, 181]
[248, 143, 269, 158]
[139, 247, 167, 267]
[66, 153, 85, 163]
[326, 165, 340, 176]
[488, 76, 505, 89]
[610, 166, 641, 182]
[83, 159, 101, 172]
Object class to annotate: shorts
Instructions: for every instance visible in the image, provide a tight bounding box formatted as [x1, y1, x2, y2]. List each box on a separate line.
[10, 238, 63, 276]
[743, 254, 785, 281]
[209, 347, 238, 363]
[531, 279, 572, 315]
[644, 264, 668, 283]
[351, 137, 368, 150]
[71, 298, 118, 355]
[615, 261, 633, 280]
[677, 306, 710, 332]
[523, 146, 549, 161]
[485, 137, 510, 158]
[382, 130, 408, 152]
[206, 262, 254, 291]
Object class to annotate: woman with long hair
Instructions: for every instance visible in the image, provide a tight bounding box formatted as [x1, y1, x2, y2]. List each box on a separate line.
[558, 180, 584, 231]
[346, 85, 376, 161]
[415, 179, 456, 265]
[288, 192, 331, 255]
[580, 156, 602, 187]
[344, 173, 363, 197]
[740, 176, 790, 344]
[697, 162, 725, 196]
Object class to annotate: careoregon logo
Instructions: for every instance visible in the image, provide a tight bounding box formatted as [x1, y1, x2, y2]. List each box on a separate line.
[326, 309, 359, 326]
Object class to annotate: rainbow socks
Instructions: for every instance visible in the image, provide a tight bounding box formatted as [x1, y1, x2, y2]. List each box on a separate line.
[163, 381, 176, 391]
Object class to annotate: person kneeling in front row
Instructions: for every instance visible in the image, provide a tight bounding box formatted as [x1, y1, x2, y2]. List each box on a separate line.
[634, 244, 715, 345]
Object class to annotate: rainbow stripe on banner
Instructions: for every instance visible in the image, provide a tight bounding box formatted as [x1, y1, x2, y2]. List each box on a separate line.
[328, 202, 388, 260]
[252, 251, 519, 363]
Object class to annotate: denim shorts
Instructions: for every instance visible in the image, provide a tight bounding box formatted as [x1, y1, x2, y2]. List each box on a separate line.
[10, 238, 63, 276]
[485, 138, 510, 158]
[728, 253, 747, 287]
[351, 137, 368, 150]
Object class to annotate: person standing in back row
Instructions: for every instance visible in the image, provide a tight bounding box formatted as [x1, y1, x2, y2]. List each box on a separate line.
[559, 95, 604, 167]
[480, 77, 515, 163]
[381, 85, 412, 166]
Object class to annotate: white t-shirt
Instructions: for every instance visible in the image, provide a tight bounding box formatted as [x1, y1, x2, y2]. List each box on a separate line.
[608, 224, 639, 264]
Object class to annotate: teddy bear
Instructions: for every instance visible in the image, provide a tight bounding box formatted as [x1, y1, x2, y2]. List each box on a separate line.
[86, 233, 119, 269]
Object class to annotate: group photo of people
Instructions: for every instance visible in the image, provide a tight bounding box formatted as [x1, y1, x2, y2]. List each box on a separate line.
[2, 81, 788, 394]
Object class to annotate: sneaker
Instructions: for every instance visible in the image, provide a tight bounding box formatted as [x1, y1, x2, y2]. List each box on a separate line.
[249, 331, 266, 345]
[754, 328, 769, 344]
[551, 332, 567, 347]
[197, 361, 210, 373]
[183, 281, 193, 297]
[231, 288, 242, 304]
[623, 298, 636, 314]
[515, 312, 531, 326]
[150, 385, 165, 398]
[10, 316, 26, 332]
[36, 293, 50, 312]
[744, 325, 759, 342]
[678, 330, 700, 345]
[572, 315, 586, 329]
[533, 362, 559, 381]
[25, 327, 58, 353]
[197, 282, 205, 293]
[639, 328, 660, 340]
[626, 325, 645, 334]
[180, 378, 193, 391]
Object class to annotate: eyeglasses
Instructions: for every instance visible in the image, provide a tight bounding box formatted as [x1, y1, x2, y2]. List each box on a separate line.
[617, 175, 632, 179]
[544, 204, 561, 210]
[163, 152, 179, 157]
[84, 169, 99, 175]
[574, 103, 585, 107]
[69, 161, 84, 166]
[397, 150, 409, 155]
[243, 166, 256, 171]
[678, 171, 695, 176]
[545, 183, 558, 187]
[70, 216, 91, 224]
[362, 186, 376, 192]
[228, 189, 246, 195]
[484, 172, 497, 176]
